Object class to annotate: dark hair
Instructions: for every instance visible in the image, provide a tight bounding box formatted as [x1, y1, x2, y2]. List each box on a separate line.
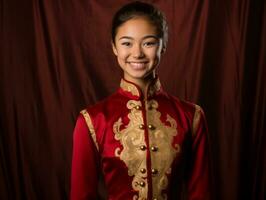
[111, 1, 168, 48]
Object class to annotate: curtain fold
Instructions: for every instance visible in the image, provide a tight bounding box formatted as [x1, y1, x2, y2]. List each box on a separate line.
[0, 0, 265, 199]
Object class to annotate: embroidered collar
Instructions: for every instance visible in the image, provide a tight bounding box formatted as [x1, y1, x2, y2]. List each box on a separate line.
[120, 77, 162, 99]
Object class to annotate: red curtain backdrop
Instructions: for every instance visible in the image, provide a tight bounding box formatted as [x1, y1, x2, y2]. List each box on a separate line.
[0, 0, 265, 199]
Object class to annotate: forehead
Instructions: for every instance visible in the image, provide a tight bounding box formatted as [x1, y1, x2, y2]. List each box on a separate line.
[115, 17, 158, 39]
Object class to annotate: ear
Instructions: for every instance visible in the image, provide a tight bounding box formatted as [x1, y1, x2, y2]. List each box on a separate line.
[160, 39, 166, 54]
[111, 41, 118, 56]
[161, 46, 166, 54]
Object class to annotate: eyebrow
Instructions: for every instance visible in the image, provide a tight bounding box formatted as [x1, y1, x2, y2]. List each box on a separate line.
[118, 35, 159, 41]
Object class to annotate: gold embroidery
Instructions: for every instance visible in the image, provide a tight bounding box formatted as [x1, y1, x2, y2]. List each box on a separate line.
[146, 100, 179, 200]
[120, 79, 140, 97]
[80, 109, 99, 151]
[120, 78, 161, 98]
[113, 100, 147, 200]
[192, 105, 202, 137]
[113, 99, 179, 200]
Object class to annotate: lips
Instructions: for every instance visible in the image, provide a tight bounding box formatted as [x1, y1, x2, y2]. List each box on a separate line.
[128, 61, 148, 70]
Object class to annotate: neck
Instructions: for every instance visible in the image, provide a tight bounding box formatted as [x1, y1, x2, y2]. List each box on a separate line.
[124, 73, 156, 98]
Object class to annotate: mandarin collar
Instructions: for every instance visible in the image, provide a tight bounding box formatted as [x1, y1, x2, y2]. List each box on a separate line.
[119, 77, 162, 100]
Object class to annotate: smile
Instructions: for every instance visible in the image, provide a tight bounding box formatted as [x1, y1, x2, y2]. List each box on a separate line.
[128, 62, 148, 70]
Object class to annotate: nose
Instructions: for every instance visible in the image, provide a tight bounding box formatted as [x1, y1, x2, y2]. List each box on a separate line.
[132, 44, 144, 58]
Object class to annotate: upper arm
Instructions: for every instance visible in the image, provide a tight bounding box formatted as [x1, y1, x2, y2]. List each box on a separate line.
[187, 105, 210, 200]
[70, 112, 100, 200]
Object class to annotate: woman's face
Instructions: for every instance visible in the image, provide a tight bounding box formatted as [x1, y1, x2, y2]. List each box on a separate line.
[112, 17, 164, 83]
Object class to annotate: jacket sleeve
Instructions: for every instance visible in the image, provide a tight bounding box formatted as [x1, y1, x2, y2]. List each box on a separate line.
[187, 105, 210, 200]
[70, 113, 100, 200]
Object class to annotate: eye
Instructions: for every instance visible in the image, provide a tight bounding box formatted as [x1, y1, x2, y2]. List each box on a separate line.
[121, 42, 132, 47]
[143, 41, 158, 47]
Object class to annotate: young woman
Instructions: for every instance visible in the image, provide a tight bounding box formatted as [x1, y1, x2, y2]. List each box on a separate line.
[70, 1, 210, 200]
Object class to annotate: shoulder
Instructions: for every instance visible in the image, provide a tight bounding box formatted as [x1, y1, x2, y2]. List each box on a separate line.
[78, 90, 125, 131]
[166, 93, 204, 116]
[81, 92, 119, 116]
[164, 94, 206, 132]
[172, 97, 207, 138]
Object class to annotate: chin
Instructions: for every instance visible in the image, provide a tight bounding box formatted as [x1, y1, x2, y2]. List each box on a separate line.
[128, 72, 155, 81]
[128, 75, 146, 80]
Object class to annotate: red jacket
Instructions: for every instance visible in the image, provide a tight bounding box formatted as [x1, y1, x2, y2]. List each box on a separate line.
[70, 78, 210, 200]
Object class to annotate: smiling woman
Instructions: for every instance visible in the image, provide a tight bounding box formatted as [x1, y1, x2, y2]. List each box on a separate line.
[112, 17, 163, 89]
[70, 1, 210, 200]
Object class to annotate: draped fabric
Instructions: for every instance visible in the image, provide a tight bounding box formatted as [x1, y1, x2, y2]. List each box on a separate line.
[0, 0, 265, 199]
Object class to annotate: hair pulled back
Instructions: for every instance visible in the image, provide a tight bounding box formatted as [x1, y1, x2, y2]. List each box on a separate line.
[111, 1, 168, 48]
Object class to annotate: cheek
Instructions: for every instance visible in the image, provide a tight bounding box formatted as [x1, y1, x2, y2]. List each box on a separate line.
[116, 48, 129, 60]
[148, 48, 161, 61]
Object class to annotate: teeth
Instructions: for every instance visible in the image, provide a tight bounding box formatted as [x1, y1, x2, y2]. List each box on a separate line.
[130, 62, 146, 69]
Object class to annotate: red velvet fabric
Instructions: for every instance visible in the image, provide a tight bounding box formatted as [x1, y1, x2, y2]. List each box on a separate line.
[1, 1, 265, 200]
[71, 79, 210, 200]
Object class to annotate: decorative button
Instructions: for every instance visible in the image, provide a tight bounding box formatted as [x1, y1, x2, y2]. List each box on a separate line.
[151, 168, 158, 175]
[140, 168, 146, 173]
[140, 145, 146, 151]
[148, 124, 155, 130]
[151, 146, 158, 152]
[135, 105, 141, 110]
[147, 105, 153, 110]
[139, 124, 144, 129]
[139, 181, 145, 187]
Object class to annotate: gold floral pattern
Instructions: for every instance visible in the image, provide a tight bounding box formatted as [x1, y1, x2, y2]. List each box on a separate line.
[113, 99, 179, 200]
[113, 100, 147, 199]
[120, 79, 140, 97]
[146, 100, 179, 199]
[80, 109, 99, 151]
[120, 78, 161, 98]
